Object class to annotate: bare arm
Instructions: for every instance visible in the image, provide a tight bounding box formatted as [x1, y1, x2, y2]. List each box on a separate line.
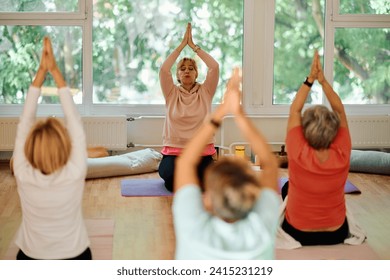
[174, 68, 278, 192]
[14, 38, 48, 173]
[187, 23, 219, 94]
[227, 69, 278, 192]
[159, 23, 190, 97]
[317, 58, 348, 128]
[287, 51, 319, 132]
[234, 112, 279, 192]
[44, 36, 87, 172]
[174, 100, 224, 191]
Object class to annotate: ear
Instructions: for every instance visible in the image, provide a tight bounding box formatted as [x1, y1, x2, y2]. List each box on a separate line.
[10, 156, 14, 176]
[203, 191, 213, 213]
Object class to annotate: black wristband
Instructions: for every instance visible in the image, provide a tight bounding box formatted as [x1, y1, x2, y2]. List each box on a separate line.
[303, 77, 313, 87]
[210, 118, 221, 128]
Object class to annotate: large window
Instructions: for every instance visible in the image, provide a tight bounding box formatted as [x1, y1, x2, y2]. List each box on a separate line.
[273, 0, 325, 105]
[0, 1, 84, 106]
[333, 28, 389, 104]
[0, 0, 389, 115]
[339, 0, 390, 15]
[273, 0, 389, 106]
[0, 0, 79, 12]
[92, 0, 243, 104]
[0, 25, 83, 104]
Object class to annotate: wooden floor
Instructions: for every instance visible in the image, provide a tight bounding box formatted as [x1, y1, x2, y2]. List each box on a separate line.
[0, 161, 389, 260]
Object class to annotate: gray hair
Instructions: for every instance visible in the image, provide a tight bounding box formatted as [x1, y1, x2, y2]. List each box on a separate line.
[302, 105, 341, 149]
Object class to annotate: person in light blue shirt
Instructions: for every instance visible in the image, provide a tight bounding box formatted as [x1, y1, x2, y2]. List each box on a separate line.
[173, 68, 280, 260]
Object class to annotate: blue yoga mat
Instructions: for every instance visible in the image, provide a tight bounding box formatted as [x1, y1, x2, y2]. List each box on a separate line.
[121, 177, 360, 197]
[278, 177, 361, 194]
[121, 178, 173, 197]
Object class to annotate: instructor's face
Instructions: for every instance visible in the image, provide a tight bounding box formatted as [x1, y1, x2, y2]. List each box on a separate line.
[178, 61, 197, 85]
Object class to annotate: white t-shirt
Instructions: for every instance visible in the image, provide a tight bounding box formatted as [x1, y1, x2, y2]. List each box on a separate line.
[13, 86, 90, 259]
[173, 185, 280, 260]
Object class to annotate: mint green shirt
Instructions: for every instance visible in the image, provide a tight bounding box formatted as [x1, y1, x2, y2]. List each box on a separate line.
[173, 185, 280, 260]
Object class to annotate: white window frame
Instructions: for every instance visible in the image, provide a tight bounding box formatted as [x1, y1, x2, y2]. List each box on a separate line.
[0, 0, 87, 116]
[0, 0, 388, 117]
[323, 0, 390, 115]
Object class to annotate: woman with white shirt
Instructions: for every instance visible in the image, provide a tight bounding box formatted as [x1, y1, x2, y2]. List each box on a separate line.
[13, 37, 91, 260]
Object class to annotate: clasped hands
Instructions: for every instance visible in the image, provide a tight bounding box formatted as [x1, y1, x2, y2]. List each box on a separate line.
[308, 50, 326, 85]
[180, 22, 198, 51]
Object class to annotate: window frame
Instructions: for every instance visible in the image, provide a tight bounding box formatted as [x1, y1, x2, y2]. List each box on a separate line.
[0, 0, 389, 117]
[323, 0, 390, 115]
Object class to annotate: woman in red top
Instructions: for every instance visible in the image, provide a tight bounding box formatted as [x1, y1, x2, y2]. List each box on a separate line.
[281, 51, 352, 245]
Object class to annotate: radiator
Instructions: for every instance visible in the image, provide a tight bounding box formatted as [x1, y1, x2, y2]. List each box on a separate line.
[0, 116, 128, 151]
[348, 116, 390, 148]
[1, 115, 389, 152]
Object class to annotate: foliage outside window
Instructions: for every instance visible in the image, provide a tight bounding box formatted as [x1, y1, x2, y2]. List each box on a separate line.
[0, 25, 83, 104]
[0, 0, 388, 110]
[334, 28, 389, 104]
[273, 0, 389, 105]
[339, 0, 390, 14]
[0, 0, 79, 12]
[273, 0, 325, 105]
[0, 0, 82, 105]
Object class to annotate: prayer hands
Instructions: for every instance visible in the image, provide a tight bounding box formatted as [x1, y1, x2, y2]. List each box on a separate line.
[180, 23, 196, 50]
[308, 50, 326, 84]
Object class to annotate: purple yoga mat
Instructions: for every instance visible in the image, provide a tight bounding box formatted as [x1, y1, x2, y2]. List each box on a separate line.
[121, 178, 173, 197]
[278, 177, 361, 194]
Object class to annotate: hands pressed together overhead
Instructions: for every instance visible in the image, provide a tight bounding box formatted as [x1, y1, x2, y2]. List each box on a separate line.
[180, 22, 199, 52]
[33, 36, 66, 88]
[308, 50, 326, 85]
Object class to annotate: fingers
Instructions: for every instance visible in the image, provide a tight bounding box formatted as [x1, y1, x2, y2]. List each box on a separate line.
[317, 53, 323, 71]
[227, 67, 242, 90]
[45, 36, 54, 57]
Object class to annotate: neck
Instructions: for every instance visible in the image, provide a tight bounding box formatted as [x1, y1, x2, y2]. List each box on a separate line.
[181, 82, 196, 91]
[315, 149, 329, 163]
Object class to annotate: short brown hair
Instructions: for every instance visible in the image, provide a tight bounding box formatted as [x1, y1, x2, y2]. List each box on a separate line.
[176, 57, 198, 83]
[302, 105, 340, 149]
[24, 117, 72, 175]
[204, 157, 261, 221]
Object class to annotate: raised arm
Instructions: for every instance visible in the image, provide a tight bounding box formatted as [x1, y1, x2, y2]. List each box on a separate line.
[159, 23, 190, 97]
[226, 69, 279, 192]
[287, 51, 319, 132]
[45, 37, 87, 171]
[187, 23, 219, 95]
[316, 56, 348, 128]
[174, 101, 223, 191]
[174, 68, 278, 192]
[13, 38, 49, 173]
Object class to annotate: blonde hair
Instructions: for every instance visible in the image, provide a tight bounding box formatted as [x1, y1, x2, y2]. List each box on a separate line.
[302, 105, 340, 149]
[24, 117, 72, 175]
[204, 157, 261, 221]
[176, 57, 198, 83]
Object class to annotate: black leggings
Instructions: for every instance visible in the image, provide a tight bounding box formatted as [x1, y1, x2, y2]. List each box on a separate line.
[282, 218, 349, 246]
[281, 180, 349, 246]
[158, 155, 214, 192]
[16, 247, 92, 260]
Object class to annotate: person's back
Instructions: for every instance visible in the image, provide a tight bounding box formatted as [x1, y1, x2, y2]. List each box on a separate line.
[280, 50, 352, 246]
[173, 68, 280, 259]
[173, 185, 279, 259]
[13, 37, 90, 260]
[285, 124, 351, 230]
